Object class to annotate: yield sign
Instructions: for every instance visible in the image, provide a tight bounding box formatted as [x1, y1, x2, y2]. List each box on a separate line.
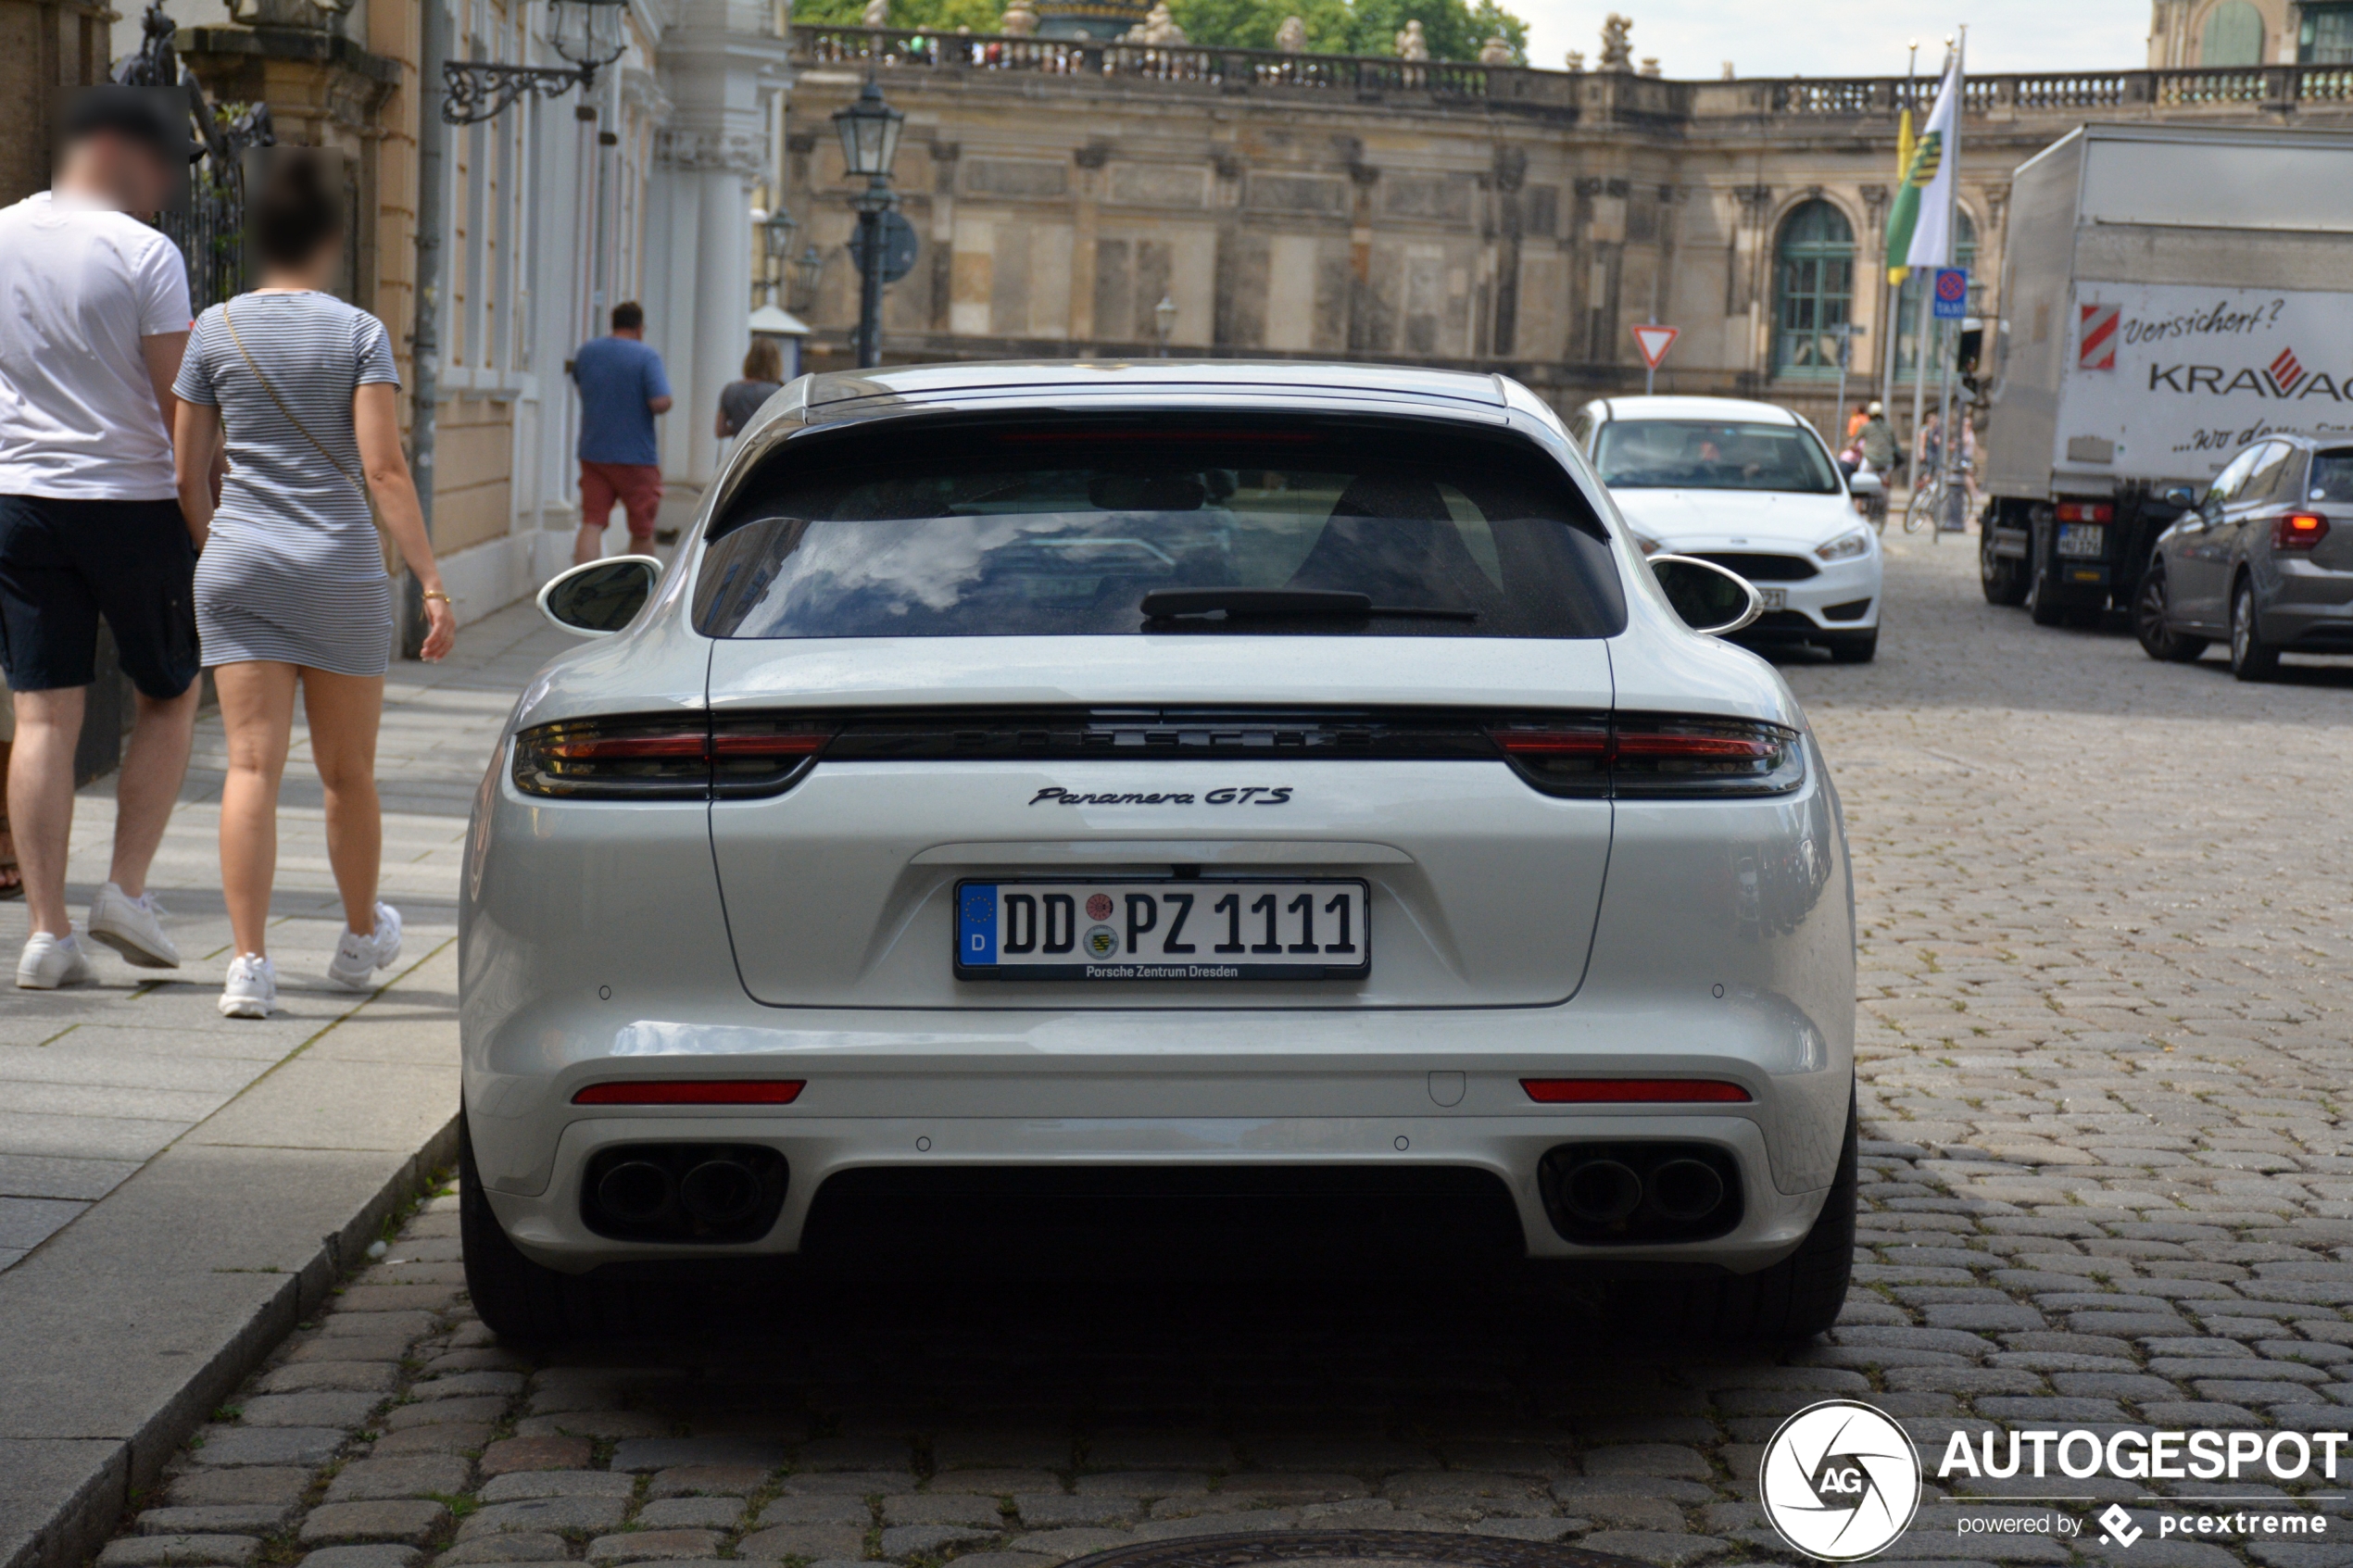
[1631, 323, 1680, 370]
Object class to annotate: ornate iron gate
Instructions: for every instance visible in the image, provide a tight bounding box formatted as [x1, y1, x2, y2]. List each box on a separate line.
[112, 0, 276, 311]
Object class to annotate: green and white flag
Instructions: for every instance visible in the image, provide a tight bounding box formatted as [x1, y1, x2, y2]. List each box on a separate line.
[1884, 51, 1961, 271]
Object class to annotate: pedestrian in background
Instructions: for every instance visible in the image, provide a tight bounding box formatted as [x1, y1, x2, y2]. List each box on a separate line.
[1857, 401, 1897, 482]
[714, 338, 784, 443]
[570, 302, 673, 566]
[1843, 401, 1869, 445]
[170, 149, 457, 1019]
[0, 87, 204, 987]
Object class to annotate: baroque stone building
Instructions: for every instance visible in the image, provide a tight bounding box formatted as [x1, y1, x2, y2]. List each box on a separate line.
[2148, 0, 2353, 65]
[778, 28, 2353, 432]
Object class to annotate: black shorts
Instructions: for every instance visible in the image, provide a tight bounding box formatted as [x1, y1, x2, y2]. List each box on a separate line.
[0, 494, 200, 698]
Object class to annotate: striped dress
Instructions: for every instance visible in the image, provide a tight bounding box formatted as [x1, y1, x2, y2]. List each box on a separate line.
[172, 291, 400, 675]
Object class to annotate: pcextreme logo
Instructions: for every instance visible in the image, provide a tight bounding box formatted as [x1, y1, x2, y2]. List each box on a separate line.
[1759, 1400, 1923, 1562]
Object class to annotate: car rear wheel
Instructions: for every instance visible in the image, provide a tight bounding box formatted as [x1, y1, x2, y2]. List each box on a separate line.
[2134, 564, 2208, 662]
[2231, 578, 2281, 682]
[1616, 1090, 1856, 1341]
[461, 1110, 647, 1340]
[1822, 630, 1878, 664]
[1981, 519, 2029, 606]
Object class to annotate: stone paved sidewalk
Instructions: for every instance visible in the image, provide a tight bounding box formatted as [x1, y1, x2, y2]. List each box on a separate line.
[0, 602, 569, 1272]
[65, 534, 2353, 1568]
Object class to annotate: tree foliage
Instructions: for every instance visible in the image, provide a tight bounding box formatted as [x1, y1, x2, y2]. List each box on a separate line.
[792, 0, 1529, 61]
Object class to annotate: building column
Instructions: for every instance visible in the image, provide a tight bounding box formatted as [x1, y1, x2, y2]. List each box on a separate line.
[650, 0, 787, 493]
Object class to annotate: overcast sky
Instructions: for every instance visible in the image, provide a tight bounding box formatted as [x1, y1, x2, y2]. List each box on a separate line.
[1519, 1, 2151, 79]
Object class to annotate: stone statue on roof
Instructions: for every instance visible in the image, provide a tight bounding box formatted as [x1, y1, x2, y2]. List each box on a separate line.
[1600, 12, 1633, 70]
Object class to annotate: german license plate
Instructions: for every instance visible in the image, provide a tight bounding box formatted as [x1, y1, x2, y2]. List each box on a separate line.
[955, 879, 1370, 981]
[2057, 523, 2106, 558]
[1757, 587, 1787, 609]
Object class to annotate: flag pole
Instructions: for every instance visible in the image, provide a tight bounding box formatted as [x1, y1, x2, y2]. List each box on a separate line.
[1881, 41, 1918, 408]
[1906, 40, 1948, 499]
[1934, 26, 1966, 534]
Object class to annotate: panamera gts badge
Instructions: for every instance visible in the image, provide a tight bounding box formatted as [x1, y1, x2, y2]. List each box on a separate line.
[1028, 786, 1294, 807]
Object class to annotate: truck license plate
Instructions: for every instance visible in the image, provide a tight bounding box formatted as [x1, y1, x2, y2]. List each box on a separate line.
[956, 879, 1370, 982]
[2057, 523, 2106, 558]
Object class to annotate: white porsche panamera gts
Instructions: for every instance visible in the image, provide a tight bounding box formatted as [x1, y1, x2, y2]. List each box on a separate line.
[460, 361, 1857, 1340]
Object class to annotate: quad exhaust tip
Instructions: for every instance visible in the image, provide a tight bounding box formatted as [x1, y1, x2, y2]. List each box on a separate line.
[581, 1143, 789, 1244]
[1540, 1141, 1742, 1245]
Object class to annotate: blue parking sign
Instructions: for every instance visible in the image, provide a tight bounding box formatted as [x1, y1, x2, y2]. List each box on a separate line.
[1932, 268, 1969, 320]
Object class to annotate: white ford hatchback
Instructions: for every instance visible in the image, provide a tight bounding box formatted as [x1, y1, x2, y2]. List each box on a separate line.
[1572, 395, 1883, 663]
[460, 362, 1857, 1339]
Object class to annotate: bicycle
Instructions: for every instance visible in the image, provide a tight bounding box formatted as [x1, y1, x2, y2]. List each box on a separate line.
[1904, 458, 1973, 537]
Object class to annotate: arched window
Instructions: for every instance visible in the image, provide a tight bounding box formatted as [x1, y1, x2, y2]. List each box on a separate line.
[1894, 207, 1979, 383]
[2202, 0, 2265, 64]
[1772, 201, 1855, 380]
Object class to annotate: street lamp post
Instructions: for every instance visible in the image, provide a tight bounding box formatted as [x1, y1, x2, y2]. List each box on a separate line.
[791, 245, 826, 312]
[756, 206, 799, 304]
[1153, 295, 1176, 357]
[832, 76, 904, 370]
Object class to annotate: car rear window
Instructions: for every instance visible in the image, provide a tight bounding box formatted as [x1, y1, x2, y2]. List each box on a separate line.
[1594, 419, 1841, 495]
[2311, 449, 2353, 505]
[691, 417, 1626, 640]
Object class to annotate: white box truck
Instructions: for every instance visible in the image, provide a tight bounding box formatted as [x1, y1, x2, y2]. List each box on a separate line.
[1982, 123, 2353, 625]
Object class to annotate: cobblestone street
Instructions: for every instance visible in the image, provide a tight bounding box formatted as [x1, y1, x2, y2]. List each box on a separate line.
[77, 535, 2353, 1568]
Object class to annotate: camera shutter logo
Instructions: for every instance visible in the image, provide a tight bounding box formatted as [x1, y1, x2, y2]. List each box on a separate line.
[1759, 1400, 1921, 1561]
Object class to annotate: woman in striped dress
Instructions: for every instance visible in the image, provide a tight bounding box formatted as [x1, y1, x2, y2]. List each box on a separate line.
[171, 150, 458, 1019]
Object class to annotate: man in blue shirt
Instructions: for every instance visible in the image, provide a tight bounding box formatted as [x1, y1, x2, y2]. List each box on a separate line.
[569, 302, 673, 565]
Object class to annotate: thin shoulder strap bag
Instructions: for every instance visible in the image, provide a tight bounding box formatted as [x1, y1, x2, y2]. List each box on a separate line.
[220, 302, 369, 498]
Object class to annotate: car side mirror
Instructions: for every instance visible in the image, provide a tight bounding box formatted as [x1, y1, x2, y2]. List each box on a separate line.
[1649, 554, 1764, 637]
[2160, 483, 2199, 510]
[539, 556, 662, 638]
[1848, 470, 1885, 496]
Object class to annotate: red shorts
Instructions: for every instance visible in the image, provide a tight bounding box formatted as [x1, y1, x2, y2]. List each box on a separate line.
[578, 460, 662, 541]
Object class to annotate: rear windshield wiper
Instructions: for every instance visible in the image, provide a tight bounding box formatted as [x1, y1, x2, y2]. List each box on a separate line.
[1139, 588, 1478, 622]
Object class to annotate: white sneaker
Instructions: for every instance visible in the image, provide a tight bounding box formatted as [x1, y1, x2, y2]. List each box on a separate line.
[87, 883, 182, 969]
[326, 902, 403, 991]
[219, 953, 278, 1019]
[17, 931, 96, 989]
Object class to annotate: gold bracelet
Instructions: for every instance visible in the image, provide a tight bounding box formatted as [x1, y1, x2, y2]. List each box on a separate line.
[422, 590, 451, 604]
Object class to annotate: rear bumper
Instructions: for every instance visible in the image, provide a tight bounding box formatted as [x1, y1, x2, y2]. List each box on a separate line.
[2263, 567, 2353, 650]
[479, 1088, 1832, 1274]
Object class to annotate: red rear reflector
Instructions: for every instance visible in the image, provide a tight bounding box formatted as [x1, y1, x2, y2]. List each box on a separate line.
[2056, 502, 2113, 524]
[1521, 1078, 1751, 1104]
[2276, 512, 2330, 550]
[573, 1080, 806, 1105]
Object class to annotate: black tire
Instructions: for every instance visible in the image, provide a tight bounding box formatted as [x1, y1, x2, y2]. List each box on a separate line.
[1981, 522, 2029, 607]
[461, 1110, 646, 1341]
[2230, 577, 2281, 681]
[1626, 1092, 1857, 1342]
[2134, 564, 2207, 662]
[1823, 630, 1878, 664]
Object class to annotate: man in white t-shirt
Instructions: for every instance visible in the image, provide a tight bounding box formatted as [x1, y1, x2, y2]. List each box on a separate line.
[0, 87, 203, 988]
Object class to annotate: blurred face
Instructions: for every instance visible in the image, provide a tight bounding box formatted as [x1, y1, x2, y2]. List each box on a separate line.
[69, 132, 176, 213]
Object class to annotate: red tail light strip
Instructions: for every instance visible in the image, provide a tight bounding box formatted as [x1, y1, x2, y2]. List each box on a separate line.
[1521, 1078, 1752, 1104]
[2276, 513, 2330, 551]
[573, 1080, 806, 1105]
